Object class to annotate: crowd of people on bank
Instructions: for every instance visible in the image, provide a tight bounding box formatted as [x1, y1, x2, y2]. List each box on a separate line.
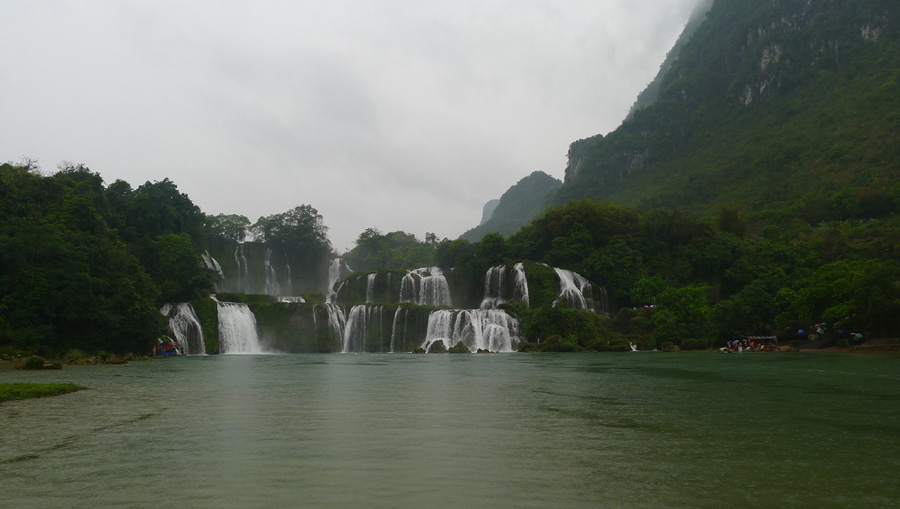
[722, 336, 779, 353]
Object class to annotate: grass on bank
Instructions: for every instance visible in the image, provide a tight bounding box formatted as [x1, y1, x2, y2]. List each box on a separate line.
[0, 383, 87, 403]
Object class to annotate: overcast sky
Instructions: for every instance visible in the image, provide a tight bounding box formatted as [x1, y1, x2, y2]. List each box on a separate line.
[1, 0, 701, 252]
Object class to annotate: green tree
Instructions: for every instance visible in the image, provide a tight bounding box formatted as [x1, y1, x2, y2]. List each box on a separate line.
[147, 233, 212, 303]
[344, 228, 435, 271]
[252, 205, 330, 253]
[206, 213, 251, 242]
[650, 284, 712, 344]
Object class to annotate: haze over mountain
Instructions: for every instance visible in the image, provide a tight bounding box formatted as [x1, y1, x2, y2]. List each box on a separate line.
[0, 0, 703, 251]
[460, 171, 561, 241]
[3, 0, 900, 359]
[468, 0, 899, 238]
[555, 0, 899, 214]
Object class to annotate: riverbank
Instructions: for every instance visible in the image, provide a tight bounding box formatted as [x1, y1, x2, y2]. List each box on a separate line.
[0, 383, 86, 403]
[796, 337, 900, 353]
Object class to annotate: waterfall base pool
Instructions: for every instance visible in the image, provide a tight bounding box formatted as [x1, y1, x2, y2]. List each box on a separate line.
[3, 352, 899, 508]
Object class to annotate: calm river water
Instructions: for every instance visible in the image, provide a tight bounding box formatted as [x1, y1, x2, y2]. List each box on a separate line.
[2, 352, 899, 508]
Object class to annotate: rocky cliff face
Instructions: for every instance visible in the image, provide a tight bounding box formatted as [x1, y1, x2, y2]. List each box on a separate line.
[479, 199, 501, 225]
[556, 0, 900, 212]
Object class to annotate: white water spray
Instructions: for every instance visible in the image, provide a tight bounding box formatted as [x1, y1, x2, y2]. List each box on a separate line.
[366, 273, 377, 303]
[481, 265, 506, 309]
[201, 251, 225, 291]
[217, 301, 263, 354]
[264, 248, 280, 296]
[552, 268, 596, 312]
[513, 262, 530, 307]
[401, 267, 452, 307]
[328, 258, 351, 301]
[161, 303, 206, 355]
[421, 308, 520, 353]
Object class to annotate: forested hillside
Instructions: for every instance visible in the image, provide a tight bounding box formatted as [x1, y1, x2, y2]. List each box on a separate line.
[0, 162, 332, 356]
[4, 0, 899, 357]
[460, 171, 561, 242]
[555, 0, 900, 212]
[445, 0, 900, 348]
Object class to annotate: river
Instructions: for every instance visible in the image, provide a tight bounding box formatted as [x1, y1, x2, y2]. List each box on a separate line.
[2, 352, 899, 508]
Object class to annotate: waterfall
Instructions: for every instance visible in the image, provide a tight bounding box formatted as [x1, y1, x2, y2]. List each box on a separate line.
[264, 248, 280, 296]
[283, 249, 293, 296]
[481, 265, 506, 309]
[201, 251, 225, 291]
[342, 305, 385, 353]
[366, 273, 376, 303]
[234, 244, 249, 293]
[513, 262, 530, 307]
[422, 308, 520, 353]
[217, 301, 263, 354]
[328, 258, 351, 300]
[400, 271, 419, 304]
[161, 303, 206, 355]
[322, 303, 346, 352]
[423, 309, 455, 352]
[390, 307, 406, 353]
[552, 268, 596, 312]
[595, 286, 610, 317]
[480, 263, 530, 309]
[401, 267, 452, 307]
[420, 268, 451, 307]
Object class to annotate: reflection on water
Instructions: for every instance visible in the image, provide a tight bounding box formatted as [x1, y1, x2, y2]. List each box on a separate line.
[2, 353, 899, 508]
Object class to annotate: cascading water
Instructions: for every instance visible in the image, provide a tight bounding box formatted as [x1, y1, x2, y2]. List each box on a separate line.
[283, 249, 293, 296]
[423, 309, 455, 351]
[234, 244, 249, 293]
[552, 267, 596, 312]
[422, 308, 520, 353]
[401, 267, 452, 307]
[217, 301, 263, 354]
[366, 273, 377, 303]
[481, 265, 506, 309]
[513, 262, 530, 307]
[399, 272, 419, 304]
[390, 307, 407, 353]
[264, 248, 280, 296]
[161, 303, 206, 355]
[594, 286, 610, 317]
[201, 251, 225, 291]
[322, 303, 346, 352]
[342, 305, 385, 353]
[420, 269, 451, 307]
[327, 258, 351, 301]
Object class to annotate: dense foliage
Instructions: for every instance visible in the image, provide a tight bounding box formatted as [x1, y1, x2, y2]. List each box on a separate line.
[0, 162, 334, 357]
[440, 197, 900, 349]
[441, 0, 900, 350]
[343, 228, 439, 272]
[0, 162, 194, 356]
[4, 1, 899, 356]
[556, 0, 900, 221]
[250, 205, 331, 265]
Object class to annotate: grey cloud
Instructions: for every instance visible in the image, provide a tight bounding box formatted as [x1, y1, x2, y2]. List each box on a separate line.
[1, 0, 702, 250]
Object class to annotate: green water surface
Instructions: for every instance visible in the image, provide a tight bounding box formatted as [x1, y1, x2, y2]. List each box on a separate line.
[2, 352, 898, 508]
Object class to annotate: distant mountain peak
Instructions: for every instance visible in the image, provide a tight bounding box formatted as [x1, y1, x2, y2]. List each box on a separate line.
[460, 171, 562, 241]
